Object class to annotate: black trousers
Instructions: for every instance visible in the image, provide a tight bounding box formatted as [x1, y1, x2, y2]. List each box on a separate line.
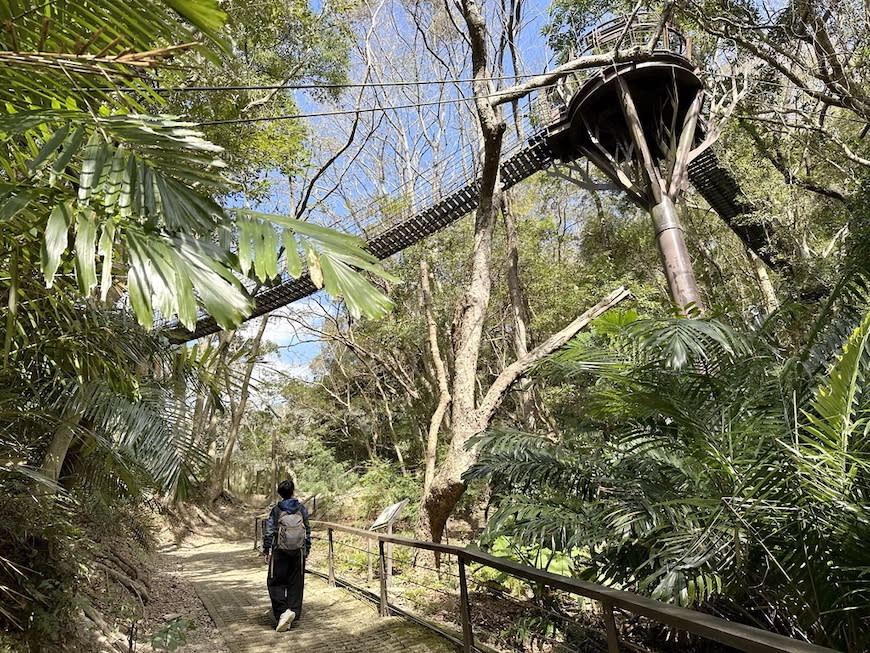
[267, 549, 305, 620]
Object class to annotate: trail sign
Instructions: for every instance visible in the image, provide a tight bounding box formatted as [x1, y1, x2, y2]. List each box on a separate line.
[371, 498, 409, 531]
[367, 498, 409, 584]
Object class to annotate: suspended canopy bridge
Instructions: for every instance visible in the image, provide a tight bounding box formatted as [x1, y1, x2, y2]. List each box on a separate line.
[167, 14, 772, 344]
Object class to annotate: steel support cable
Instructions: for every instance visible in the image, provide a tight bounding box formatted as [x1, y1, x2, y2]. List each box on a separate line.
[375, 550, 462, 581]
[331, 539, 374, 555]
[331, 553, 370, 570]
[195, 82, 561, 126]
[329, 543, 463, 589]
[80, 73, 572, 94]
[391, 574, 458, 599]
[405, 558, 462, 581]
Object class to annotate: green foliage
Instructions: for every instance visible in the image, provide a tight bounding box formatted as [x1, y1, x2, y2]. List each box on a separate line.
[293, 438, 356, 501]
[356, 460, 420, 523]
[164, 0, 353, 186]
[0, 489, 81, 645]
[2, 0, 392, 335]
[472, 536, 577, 597]
[150, 618, 195, 651]
[471, 308, 870, 650]
[0, 0, 383, 645]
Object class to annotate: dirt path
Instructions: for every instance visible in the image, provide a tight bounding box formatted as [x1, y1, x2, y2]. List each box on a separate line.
[161, 537, 459, 653]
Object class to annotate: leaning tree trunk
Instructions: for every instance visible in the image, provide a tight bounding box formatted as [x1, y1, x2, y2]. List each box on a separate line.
[416, 288, 630, 544]
[416, 413, 482, 544]
[37, 406, 84, 495]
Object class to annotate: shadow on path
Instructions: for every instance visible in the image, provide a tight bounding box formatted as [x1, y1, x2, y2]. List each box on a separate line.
[164, 538, 458, 653]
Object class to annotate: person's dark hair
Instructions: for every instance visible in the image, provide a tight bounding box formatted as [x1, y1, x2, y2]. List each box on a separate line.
[277, 479, 295, 499]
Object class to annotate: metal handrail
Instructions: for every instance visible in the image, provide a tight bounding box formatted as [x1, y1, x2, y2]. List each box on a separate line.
[313, 520, 839, 653]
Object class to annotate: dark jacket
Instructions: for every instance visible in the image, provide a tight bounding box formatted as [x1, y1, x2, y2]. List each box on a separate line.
[263, 498, 311, 556]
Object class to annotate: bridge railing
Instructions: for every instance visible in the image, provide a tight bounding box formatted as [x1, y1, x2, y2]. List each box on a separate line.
[311, 520, 838, 653]
[531, 12, 694, 128]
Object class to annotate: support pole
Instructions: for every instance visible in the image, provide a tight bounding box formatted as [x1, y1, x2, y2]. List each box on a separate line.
[378, 540, 389, 616]
[615, 75, 704, 314]
[603, 601, 620, 653]
[327, 528, 335, 587]
[651, 196, 704, 312]
[616, 76, 664, 204]
[386, 522, 393, 585]
[458, 557, 474, 652]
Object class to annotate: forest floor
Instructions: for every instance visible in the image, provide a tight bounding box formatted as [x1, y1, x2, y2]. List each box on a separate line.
[132, 500, 248, 652]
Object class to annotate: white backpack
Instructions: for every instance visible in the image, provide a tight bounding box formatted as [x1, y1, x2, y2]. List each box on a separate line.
[275, 510, 306, 552]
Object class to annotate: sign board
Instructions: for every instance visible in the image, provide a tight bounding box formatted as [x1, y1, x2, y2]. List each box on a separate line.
[371, 498, 409, 530]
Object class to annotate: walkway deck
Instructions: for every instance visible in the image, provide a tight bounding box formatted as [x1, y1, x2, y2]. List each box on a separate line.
[164, 539, 457, 653]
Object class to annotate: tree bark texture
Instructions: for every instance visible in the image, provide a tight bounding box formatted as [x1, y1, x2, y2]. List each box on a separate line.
[417, 287, 631, 543]
[209, 316, 269, 502]
[420, 258, 451, 497]
[37, 407, 84, 494]
[415, 0, 504, 546]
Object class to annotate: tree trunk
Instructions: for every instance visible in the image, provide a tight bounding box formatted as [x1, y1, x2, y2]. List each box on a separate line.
[209, 316, 269, 502]
[416, 288, 630, 543]
[748, 248, 779, 315]
[413, 0, 636, 545]
[415, 0, 504, 542]
[420, 258, 451, 496]
[417, 413, 481, 544]
[503, 190, 550, 430]
[37, 407, 84, 494]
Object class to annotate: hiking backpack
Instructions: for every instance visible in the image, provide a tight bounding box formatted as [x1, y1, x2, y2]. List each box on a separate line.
[275, 510, 306, 552]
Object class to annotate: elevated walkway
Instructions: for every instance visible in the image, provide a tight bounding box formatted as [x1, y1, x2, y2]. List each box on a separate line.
[166, 14, 770, 343]
[167, 124, 757, 344]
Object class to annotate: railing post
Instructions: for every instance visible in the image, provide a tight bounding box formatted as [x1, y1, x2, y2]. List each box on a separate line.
[253, 517, 259, 551]
[327, 528, 335, 587]
[603, 601, 619, 653]
[458, 556, 474, 653]
[378, 540, 389, 616]
[385, 522, 393, 586]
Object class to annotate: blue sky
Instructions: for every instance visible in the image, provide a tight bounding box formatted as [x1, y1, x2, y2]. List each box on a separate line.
[243, 0, 563, 380]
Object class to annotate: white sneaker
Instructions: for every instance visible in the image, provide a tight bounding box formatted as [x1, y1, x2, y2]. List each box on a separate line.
[275, 609, 295, 632]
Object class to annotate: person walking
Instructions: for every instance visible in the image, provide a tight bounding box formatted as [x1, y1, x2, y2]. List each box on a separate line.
[262, 479, 311, 632]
